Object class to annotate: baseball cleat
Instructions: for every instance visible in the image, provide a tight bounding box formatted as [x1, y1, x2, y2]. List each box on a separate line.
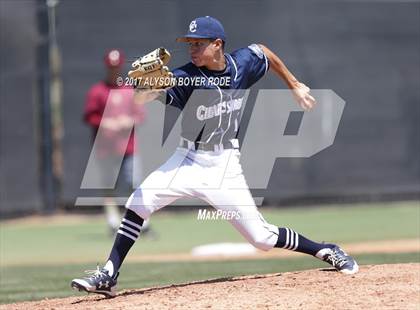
[71, 265, 118, 297]
[316, 245, 359, 275]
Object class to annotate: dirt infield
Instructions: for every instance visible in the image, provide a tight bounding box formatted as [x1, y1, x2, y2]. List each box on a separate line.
[3, 263, 419, 310]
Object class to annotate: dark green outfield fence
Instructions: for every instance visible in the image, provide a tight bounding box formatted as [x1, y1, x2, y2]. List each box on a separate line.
[1, 0, 419, 215]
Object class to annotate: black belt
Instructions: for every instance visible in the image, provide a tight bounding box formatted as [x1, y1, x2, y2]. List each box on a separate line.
[180, 138, 238, 152]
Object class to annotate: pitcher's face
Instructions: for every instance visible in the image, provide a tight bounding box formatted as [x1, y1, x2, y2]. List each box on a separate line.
[187, 38, 218, 67]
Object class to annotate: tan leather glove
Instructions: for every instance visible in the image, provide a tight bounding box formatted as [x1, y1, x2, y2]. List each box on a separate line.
[128, 47, 174, 90]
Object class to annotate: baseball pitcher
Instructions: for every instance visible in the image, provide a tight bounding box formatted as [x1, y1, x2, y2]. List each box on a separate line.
[72, 16, 358, 297]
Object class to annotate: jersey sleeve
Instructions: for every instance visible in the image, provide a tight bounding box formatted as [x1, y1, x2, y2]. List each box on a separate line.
[132, 100, 146, 124]
[165, 68, 192, 110]
[83, 85, 104, 127]
[237, 44, 269, 88]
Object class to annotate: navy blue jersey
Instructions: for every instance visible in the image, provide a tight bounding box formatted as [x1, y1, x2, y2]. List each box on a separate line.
[165, 44, 269, 145]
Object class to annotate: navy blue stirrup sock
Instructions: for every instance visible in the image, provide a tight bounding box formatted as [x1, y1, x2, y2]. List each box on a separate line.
[275, 227, 334, 256]
[105, 209, 144, 276]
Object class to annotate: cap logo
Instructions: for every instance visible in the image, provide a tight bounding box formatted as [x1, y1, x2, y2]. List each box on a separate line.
[189, 20, 197, 33]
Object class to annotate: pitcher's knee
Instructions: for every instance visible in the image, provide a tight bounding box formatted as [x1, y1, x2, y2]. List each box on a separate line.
[126, 200, 153, 220]
[127, 205, 153, 220]
[249, 237, 274, 251]
[125, 188, 157, 220]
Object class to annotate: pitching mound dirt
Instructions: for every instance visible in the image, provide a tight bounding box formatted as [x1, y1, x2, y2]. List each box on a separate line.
[3, 263, 419, 310]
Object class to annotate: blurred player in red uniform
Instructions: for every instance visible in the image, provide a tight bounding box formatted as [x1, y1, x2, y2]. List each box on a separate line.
[83, 49, 149, 235]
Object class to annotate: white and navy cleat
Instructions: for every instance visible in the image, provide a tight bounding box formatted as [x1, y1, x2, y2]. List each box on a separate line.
[71, 265, 118, 297]
[316, 245, 359, 275]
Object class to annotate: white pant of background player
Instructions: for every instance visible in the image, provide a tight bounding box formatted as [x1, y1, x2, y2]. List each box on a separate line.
[126, 138, 279, 251]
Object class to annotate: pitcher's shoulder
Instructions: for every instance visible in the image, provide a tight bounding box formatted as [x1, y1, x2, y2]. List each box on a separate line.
[230, 44, 265, 61]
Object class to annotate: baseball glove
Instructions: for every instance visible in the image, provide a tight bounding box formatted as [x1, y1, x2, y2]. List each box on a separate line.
[128, 47, 174, 90]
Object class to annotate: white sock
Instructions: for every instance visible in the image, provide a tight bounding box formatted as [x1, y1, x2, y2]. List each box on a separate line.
[104, 260, 114, 277]
[315, 247, 332, 259]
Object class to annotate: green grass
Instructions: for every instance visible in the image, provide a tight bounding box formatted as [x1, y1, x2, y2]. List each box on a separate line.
[0, 201, 419, 304]
[1, 201, 419, 266]
[0, 252, 418, 304]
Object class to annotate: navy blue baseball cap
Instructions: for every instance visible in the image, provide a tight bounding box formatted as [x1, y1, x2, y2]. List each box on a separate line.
[176, 16, 226, 42]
